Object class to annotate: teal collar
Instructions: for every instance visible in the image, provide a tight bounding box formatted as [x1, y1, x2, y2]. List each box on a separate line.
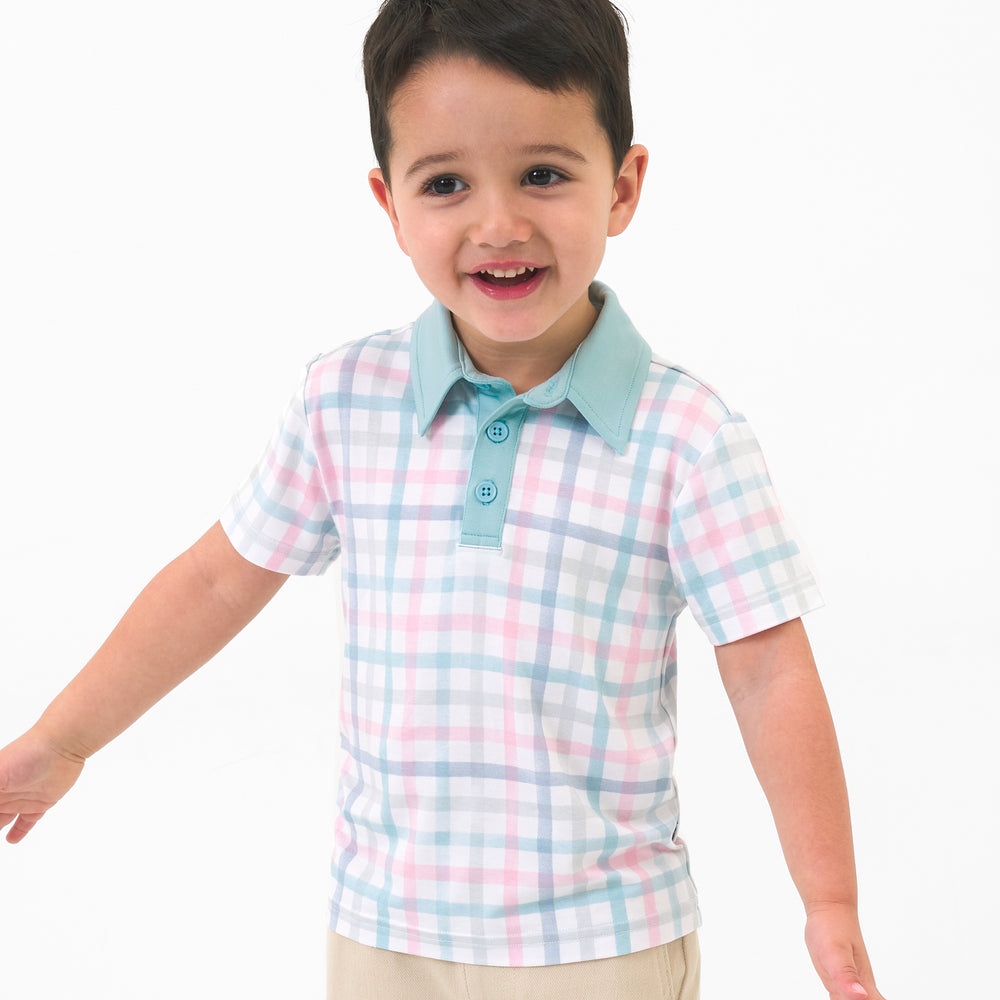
[411, 282, 652, 454]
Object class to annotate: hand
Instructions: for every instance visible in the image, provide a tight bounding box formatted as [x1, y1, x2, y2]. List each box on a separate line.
[804, 903, 886, 999]
[0, 730, 86, 843]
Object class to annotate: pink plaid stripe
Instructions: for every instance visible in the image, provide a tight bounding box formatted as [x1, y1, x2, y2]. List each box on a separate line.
[221, 289, 822, 965]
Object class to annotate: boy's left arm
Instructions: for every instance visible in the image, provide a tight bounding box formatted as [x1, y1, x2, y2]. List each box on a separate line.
[715, 618, 886, 1000]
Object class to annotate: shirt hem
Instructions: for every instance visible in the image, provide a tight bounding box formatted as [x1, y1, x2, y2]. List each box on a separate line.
[327, 904, 703, 968]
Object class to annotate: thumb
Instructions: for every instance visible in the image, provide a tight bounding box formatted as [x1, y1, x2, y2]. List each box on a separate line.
[825, 956, 869, 999]
[805, 906, 882, 1000]
[807, 928, 870, 999]
[837, 977, 869, 998]
[821, 953, 869, 998]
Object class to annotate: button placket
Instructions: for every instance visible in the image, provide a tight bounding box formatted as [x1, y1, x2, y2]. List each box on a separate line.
[460, 400, 526, 549]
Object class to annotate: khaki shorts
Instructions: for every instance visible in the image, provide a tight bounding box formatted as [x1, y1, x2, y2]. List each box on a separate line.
[327, 929, 700, 1000]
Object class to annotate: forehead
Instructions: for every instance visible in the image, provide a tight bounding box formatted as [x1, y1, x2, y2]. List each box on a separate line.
[387, 55, 609, 168]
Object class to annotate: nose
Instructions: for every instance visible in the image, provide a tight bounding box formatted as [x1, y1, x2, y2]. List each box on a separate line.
[468, 188, 532, 248]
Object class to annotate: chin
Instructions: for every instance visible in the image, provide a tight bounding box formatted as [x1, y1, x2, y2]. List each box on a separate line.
[472, 320, 551, 344]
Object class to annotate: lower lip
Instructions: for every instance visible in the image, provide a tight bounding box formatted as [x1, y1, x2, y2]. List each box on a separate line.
[468, 268, 548, 300]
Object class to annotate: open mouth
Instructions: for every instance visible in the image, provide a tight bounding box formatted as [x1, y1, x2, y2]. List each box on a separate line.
[468, 265, 547, 300]
[474, 265, 541, 287]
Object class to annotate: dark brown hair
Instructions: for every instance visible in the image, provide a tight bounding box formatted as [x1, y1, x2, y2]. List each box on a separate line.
[363, 0, 633, 185]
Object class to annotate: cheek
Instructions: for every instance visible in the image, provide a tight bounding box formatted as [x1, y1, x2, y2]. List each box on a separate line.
[559, 199, 613, 253]
[401, 214, 455, 263]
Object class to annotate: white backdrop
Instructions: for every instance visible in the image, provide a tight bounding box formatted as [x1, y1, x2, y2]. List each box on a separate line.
[1, 2, 996, 996]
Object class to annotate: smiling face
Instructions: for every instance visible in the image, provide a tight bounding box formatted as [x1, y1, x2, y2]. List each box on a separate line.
[368, 56, 647, 386]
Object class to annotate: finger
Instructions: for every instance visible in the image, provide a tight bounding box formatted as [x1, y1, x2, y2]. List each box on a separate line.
[813, 942, 868, 999]
[831, 946, 883, 1000]
[831, 969, 869, 998]
[0, 811, 15, 833]
[841, 971, 885, 1000]
[5, 813, 43, 844]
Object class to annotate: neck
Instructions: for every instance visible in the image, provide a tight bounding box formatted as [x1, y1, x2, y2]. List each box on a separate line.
[452, 297, 600, 396]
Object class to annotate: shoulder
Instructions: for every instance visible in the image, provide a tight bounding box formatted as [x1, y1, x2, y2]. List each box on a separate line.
[302, 323, 415, 404]
[637, 352, 740, 452]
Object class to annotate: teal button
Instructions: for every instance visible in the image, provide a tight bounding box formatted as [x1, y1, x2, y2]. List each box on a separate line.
[475, 480, 498, 504]
[486, 421, 510, 443]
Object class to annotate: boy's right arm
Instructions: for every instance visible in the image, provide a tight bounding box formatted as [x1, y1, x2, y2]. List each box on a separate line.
[0, 522, 287, 844]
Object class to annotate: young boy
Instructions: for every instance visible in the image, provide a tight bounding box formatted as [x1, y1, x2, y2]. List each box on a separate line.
[0, 1, 885, 997]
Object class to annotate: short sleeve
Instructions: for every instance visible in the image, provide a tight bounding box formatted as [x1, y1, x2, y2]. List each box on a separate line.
[667, 414, 823, 645]
[220, 361, 341, 575]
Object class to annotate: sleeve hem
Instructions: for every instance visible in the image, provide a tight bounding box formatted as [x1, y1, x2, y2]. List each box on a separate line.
[219, 504, 339, 577]
[701, 584, 825, 647]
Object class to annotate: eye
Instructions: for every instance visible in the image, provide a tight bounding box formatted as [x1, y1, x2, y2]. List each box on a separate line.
[523, 168, 565, 188]
[422, 176, 469, 197]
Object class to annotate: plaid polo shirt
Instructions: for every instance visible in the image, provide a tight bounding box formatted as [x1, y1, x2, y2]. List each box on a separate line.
[221, 282, 823, 966]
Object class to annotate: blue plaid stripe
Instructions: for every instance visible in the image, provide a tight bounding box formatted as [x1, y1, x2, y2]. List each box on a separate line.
[221, 284, 822, 966]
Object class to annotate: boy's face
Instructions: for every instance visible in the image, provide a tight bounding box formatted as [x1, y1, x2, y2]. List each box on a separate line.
[369, 56, 647, 367]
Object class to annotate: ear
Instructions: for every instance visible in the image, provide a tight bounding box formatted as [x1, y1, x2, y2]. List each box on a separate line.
[607, 144, 649, 237]
[368, 168, 410, 256]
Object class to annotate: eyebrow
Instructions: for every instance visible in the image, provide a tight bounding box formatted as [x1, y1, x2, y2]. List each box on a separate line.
[402, 143, 589, 181]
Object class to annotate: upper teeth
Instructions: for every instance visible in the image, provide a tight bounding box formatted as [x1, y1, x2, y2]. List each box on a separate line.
[480, 266, 536, 278]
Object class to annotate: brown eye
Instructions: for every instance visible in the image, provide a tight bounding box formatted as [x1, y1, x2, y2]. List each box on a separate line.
[426, 176, 467, 196]
[525, 168, 558, 187]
